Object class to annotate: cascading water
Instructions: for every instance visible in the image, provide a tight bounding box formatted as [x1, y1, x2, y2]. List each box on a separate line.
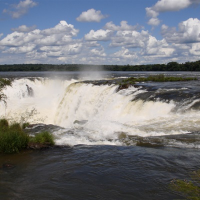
[1, 77, 200, 147]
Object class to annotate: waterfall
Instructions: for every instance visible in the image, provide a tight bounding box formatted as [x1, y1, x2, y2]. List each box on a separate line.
[1, 77, 200, 146]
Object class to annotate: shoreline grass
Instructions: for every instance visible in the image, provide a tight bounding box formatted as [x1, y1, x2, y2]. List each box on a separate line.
[0, 119, 55, 154]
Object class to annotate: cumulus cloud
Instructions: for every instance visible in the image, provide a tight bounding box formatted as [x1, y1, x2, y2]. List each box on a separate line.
[76, 9, 108, 22]
[0, 21, 79, 48]
[11, 25, 36, 32]
[109, 30, 150, 48]
[147, 18, 161, 26]
[112, 47, 138, 59]
[90, 47, 106, 57]
[3, 0, 37, 19]
[190, 43, 200, 55]
[146, 0, 200, 26]
[104, 21, 143, 31]
[85, 29, 113, 41]
[0, 20, 108, 64]
[161, 18, 200, 43]
[1, 18, 200, 65]
[0, 21, 79, 55]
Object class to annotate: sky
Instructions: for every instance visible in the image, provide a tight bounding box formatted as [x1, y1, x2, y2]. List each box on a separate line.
[0, 0, 200, 65]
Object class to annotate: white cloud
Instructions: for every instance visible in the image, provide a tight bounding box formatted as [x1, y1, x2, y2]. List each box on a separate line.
[112, 47, 137, 59]
[0, 20, 80, 61]
[109, 30, 149, 48]
[76, 9, 108, 22]
[3, 0, 37, 19]
[146, 0, 200, 26]
[0, 33, 3, 38]
[104, 21, 143, 31]
[154, 0, 191, 12]
[1, 18, 200, 65]
[147, 17, 161, 26]
[161, 18, 200, 43]
[85, 29, 113, 41]
[90, 47, 106, 57]
[11, 25, 36, 32]
[42, 21, 78, 36]
[146, 7, 159, 18]
[190, 43, 200, 55]
[141, 36, 174, 56]
[0, 21, 79, 48]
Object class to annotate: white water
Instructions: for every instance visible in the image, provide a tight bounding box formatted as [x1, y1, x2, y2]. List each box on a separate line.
[1, 78, 200, 146]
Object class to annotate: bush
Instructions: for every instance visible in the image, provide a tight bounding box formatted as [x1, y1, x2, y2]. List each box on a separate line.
[0, 121, 29, 153]
[0, 119, 55, 153]
[9, 123, 22, 131]
[0, 119, 9, 130]
[22, 122, 30, 129]
[31, 131, 55, 145]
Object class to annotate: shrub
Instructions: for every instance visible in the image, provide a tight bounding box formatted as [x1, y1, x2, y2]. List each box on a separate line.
[22, 122, 30, 129]
[0, 122, 29, 154]
[31, 131, 55, 145]
[0, 119, 9, 130]
[9, 123, 22, 131]
[0, 119, 55, 153]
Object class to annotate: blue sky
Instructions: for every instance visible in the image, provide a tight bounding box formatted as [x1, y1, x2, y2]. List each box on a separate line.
[0, 0, 200, 65]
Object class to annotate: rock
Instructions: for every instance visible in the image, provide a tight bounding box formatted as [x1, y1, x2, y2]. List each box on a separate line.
[27, 142, 53, 150]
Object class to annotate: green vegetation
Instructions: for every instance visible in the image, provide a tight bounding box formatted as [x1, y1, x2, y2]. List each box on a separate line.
[1, 60, 200, 71]
[22, 122, 30, 129]
[0, 118, 9, 130]
[30, 131, 55, 146]
[0, 120, 29, 153]
[0, 119, 55, 154]
[118, 74, 197, 90]
[170, 170, 200, 200]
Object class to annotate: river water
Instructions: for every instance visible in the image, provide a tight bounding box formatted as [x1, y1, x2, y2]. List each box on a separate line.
[0, 71, 200, 199]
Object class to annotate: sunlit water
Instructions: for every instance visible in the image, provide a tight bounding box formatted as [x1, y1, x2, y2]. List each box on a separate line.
[0, 71, 200, 199]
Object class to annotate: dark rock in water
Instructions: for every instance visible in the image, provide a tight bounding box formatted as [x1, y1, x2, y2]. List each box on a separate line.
[25, 123, 63, 135]
[26, 84, 34, 97]
[2, 163, 15, 170]
[73, 120, 88, 125]
[27, 142, 53, 150]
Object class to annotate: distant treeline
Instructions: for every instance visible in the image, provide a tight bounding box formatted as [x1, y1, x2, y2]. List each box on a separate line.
[0, 60, 200, 71]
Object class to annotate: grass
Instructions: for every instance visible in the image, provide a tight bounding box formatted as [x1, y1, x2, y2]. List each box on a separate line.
[170, 170, 200, 200]
[0, 119, 54, 154]
[0, 120, 29, 153]
[118, 74, 198, 90]
[30, 131, 55, 145]
[22, 122, 30, 129]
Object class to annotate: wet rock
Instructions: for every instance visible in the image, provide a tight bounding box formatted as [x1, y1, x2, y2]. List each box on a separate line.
[2, 163, 15, 170]
[27, 142, 53, 150]
[74, 120, 88, 125]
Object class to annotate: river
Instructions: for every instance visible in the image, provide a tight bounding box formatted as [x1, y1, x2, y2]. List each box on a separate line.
[0, 71, 200, 199]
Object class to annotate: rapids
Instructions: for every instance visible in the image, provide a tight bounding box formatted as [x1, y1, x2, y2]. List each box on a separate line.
[1, 74, 200, 147]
